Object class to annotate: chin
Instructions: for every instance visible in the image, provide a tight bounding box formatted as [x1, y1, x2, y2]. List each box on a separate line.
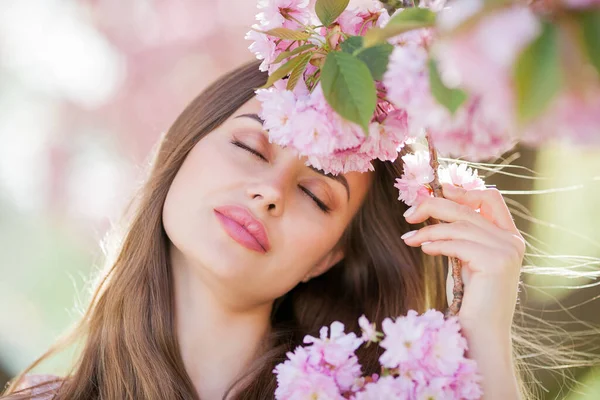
[195, 233, 259, 281]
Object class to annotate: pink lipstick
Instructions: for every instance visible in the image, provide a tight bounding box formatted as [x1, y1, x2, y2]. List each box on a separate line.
[213, 205, 270, 253]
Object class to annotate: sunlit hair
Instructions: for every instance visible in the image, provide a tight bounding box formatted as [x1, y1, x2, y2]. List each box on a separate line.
[2, 61, 598, 399]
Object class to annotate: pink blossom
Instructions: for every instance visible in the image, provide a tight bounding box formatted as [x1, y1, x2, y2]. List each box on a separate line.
[274, 346, 342, 399]
[414, 378, 454, 399]
[257, 80, 411, 174]
[256, 0, 311, 30]
[306, 151, 375, 174]
[423, 317, 468, 376]
[336, 1, 389, 36]
[274, 310, 482, 398]
[279, 372, 344, 399]
[522, 89, 600, 146]
[383, 43, 448, 137]
[436, 3, 540, 87]
[245, 27, 278, 72]
[394, 151, 434, 207]
[427, 96, 517, 160]
[384, 41, 517, 160]
[379, 310, 429, 369]
[303, 321, 363, 366]
[303, 321, 364, 391]
[435, 3, 540, 136]
[352, 376, 410, 400]
[361, 109, 409, 161]
[453, 359, 484, 399]
[438, 163, 485, 190]
[358, 315, 379, 343]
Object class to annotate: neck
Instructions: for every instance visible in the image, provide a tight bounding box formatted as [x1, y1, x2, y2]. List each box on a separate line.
[170, 244, 272, 400]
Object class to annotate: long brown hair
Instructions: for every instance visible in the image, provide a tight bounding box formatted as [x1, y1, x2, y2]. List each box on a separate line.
[3, 60, 448, 399]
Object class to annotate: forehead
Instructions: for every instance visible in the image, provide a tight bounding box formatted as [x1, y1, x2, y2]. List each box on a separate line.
[236, 97, 263, 117]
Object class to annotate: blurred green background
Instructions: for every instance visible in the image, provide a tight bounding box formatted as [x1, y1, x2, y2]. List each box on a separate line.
[0, 0, 599, 398]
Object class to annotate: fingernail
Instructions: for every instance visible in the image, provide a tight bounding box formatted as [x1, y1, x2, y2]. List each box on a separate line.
[403, 206, 417, 218]
[421, 241, 432, 246]
[401, 230, 417, 240]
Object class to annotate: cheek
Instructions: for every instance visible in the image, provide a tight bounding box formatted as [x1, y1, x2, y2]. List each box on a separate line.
[162, 140, 233, 256]
[259, 217, 346, 295]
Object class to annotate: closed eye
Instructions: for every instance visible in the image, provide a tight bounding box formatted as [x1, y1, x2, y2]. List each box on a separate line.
[231, 139, 267, 161]
[230, 139, 331, 213]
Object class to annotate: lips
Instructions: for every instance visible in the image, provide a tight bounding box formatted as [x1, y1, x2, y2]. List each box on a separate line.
[213, 205, 271, 253]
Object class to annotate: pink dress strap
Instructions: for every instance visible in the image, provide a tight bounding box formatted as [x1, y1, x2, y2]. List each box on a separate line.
[13, 374, 62, 399]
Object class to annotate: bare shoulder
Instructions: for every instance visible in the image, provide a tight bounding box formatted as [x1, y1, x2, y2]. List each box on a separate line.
[10, 374, 62, 399]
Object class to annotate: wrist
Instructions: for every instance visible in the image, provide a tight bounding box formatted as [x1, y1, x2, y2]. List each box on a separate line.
[462, 329, 520, 400]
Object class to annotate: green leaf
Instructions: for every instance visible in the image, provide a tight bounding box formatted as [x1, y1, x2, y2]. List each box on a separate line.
[321, 51, 377, 133]
[315, 0, 350, 26]
[514, 21, 561, 123]
[428, 58, 468, 114]
[356, 43, 394, 80]
[363, 8, 436, 47]
[340, 36, 364, 54]
[578, 10, 600, 76]
[287, 52, 313, 90]
[272, 44, 316, 64]
[259, 55, 309, 89]
[259, 27, 311, 41]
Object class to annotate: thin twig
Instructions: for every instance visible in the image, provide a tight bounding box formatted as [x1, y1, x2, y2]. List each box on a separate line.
[426, 133, 464, 317]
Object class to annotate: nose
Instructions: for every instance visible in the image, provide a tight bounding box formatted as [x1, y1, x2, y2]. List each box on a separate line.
[246, 175, 287, 217]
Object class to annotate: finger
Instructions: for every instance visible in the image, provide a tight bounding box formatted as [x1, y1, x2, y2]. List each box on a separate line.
[404, 196, 499, 234]
[420, 239, 522, 275]
[401, 220, 511, 250]
[442, 184, 518, 234]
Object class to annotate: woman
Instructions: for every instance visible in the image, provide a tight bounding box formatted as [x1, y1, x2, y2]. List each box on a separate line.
[3, 60, 524, 399]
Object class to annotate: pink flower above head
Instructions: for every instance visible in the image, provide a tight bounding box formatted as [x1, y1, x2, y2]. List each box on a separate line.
[255, 83, 297, 145]
[383, 43, 449, 137]
[426, 95, 517, 161]
[335, 1, 389, 36]
[245, 27, 278, 72]
[521, 89, 600, 147]
[434, 4, 540, 119]
[306, 151, 375, 175]
[256, 0, 311, 30]
[360, 109, 410, 162]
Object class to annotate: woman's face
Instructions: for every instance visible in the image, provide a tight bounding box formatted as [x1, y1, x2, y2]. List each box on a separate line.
[163, 98, 372, 308]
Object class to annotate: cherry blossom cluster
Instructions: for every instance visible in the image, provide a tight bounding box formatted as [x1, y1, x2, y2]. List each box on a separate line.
[394, 151, 485, 207]
[247, 0, 600, 175]
[273, 310, 482, 399]
[247, 1, 412, 174]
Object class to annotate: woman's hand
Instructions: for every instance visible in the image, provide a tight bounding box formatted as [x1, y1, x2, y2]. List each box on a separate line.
[400, 183, 525, 399]
[400, 183, 525, 335]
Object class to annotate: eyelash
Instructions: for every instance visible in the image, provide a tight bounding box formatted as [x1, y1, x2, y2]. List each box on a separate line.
[230, 139, 331, 213]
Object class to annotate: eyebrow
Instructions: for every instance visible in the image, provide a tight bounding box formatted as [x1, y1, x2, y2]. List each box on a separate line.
[235, 113, 351, 201]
